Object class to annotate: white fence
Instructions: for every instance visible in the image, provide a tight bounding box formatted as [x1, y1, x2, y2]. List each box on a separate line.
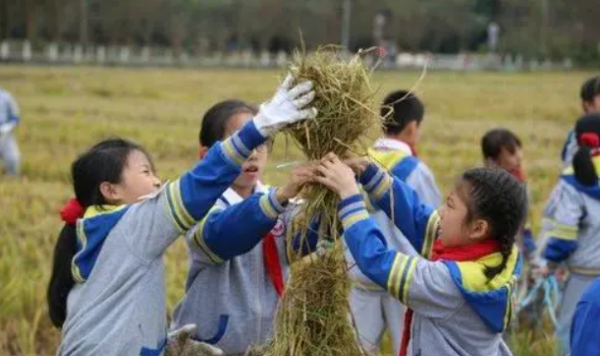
[0, 40, 574, 71]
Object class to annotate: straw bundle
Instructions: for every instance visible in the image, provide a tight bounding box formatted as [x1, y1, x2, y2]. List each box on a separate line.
[262, 47, 381, 356]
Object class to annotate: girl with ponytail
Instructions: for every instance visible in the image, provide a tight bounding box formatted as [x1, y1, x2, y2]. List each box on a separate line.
[541, 113, 600, 353]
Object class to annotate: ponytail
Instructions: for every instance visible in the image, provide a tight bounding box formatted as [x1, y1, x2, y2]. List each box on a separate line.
[573, 132, 600, 187]
[47, 199, 84, 328]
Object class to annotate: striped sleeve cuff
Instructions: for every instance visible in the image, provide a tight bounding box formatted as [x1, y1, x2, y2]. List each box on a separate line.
[259, 189, 287, 219]
[548, 221, 578, 241]
[359, 164, 392, 200]
[221, 121, 265, 166]
[338, 194, 370, 230]
[193, 208, 225, 264]
[387, 254, 419, 304]
[165, 179, 197, 233]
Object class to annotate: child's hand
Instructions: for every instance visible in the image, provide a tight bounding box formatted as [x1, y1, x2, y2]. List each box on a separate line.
[276, 164, 315, 203]
[315, 153, 360, 199]
[342, 152, 371, 176]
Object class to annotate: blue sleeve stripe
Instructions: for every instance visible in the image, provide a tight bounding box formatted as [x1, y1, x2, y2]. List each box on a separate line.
[341, 209, 370, 230]
[193, 208, 225, 264]
[340, 206, 368, 221]
[259, 190, 286, 219]
[222, 139, 247, 166]
[220, 121, 265, 166]
[372, 174, 392, 200]
[339, 201, 367, 219]
[402, 257, 419, 304]
[338, 194, 364, 210]
[547, 222, 578, 241]
[422, 211, 440, 258]
[165, 180, 196, 232]
[388, 254, 408, 298]
[231, 133, 250, 157]
[364, 168, 386, 191]
[268, 189, 286, 213]
[360, 163, 381, 186]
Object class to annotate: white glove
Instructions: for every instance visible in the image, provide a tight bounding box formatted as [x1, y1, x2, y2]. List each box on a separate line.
[253, 74, 318, 137]
[167, 324, 224, 356]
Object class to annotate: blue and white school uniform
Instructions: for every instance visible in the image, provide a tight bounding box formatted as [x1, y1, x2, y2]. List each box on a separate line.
[346, 138, 441, 355]
[540, 155, 600, 353]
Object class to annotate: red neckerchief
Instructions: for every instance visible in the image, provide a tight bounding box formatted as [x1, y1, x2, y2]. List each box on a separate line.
[262, 232, 285, 298]
[431, 238, 501, 262]
[399, 239, 501, 356]
[509, 167, 526, 183]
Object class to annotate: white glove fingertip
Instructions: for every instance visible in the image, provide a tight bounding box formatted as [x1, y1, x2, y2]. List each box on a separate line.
[293, 91, 316, 109]
[287, 81, 314, 100]
[280, 74, 295, 90]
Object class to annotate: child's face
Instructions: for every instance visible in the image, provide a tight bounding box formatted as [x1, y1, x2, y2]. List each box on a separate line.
[438, 186, 489, 247]
[225, 112, 268, 192]
[103, 150, 161, 205]
[490, 146, 523, 178]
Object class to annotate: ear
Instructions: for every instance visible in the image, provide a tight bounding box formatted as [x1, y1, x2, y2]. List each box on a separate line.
[99, 181, 121, 204]
[198, 146, 208, 160]
[467, 218, 490, 241]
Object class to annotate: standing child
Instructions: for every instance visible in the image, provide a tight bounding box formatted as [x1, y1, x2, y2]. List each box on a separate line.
[481, 128, 536, 259]
[316, 153, 526, 356]
[561, 76, 600, 167]
[0, 87, 21, 176]
[540, 113, 600, 353]
[171, 100, 316, 355]
[348, 90, 441, 355]
[46, 76, 317, 356]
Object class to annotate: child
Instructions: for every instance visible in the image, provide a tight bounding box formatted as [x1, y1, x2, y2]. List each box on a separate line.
[540, 113, 600, 353]
[46, 75, 317, 356]
[0, 87, 21, 176]
[481, 128, 536, 259]
[570, 276, 600, 356]
[171, 100, 316, 355]
[348, 90, 441, 355]
[561, 76, 600, 167]
[316, 153, 526, 356]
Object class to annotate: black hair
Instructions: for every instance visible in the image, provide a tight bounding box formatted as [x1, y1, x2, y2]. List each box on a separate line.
[573, 113, 600, 186]
[47, 138, 150, 328]
[457, 167, 528, 280]
[481, 128, 523, 160]
[580, 76, 600, 104]
[380, 90, 424, 135]
[199, 100, 257, 147]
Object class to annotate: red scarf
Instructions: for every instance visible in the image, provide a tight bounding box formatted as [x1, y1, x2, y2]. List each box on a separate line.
[262, 232, 285, 297]
[398, 239, 501, 356]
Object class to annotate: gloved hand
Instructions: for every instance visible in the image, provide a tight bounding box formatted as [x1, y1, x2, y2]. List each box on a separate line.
[253, 74, 318, 137]
[166, 324, 224, 356]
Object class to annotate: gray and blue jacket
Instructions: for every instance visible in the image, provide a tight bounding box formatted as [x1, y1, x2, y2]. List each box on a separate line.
[58, 121, 265, 356]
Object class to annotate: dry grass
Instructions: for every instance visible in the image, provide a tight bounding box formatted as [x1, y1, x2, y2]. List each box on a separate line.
[0, 65, 589, 356]
[265, 48, 379, 356]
